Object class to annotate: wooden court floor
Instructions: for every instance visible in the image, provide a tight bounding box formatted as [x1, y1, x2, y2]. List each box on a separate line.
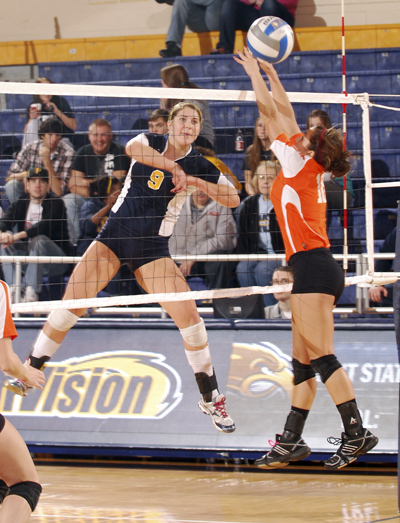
[31, 463, 400, 523]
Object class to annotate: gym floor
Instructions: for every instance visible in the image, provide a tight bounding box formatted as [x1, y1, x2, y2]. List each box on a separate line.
[31, 459, 399, 523]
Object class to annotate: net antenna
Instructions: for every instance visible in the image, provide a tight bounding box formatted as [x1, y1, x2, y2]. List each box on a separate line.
[341, 0, 349, 273]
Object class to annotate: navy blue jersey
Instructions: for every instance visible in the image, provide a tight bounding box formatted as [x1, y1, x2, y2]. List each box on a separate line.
[110, 133, 224, 238]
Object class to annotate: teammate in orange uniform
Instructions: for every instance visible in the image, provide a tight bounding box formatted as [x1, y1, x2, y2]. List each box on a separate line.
[235, 48, 378, 470]
[0, 281, 45, 521]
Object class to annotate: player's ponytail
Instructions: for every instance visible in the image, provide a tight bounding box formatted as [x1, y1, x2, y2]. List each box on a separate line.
[309, 126, 351, 179]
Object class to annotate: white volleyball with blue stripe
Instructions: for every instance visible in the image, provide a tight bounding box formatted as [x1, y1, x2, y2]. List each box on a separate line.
[246, 16, 294, 64]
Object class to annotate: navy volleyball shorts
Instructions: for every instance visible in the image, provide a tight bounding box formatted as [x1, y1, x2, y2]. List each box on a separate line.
[0, 414, 5, 433]
[289, 247, 344, 304]
[96, 218, 170, 273]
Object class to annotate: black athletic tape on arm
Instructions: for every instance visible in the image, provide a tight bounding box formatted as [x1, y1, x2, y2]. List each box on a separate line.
[310, 354, 342, 383]
[292, 359, 316, 386]
[8, 481, 42, 511]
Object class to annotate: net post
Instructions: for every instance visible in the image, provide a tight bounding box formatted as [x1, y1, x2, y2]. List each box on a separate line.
[360, 93, 374, 275]
[341, 0, 348, 272]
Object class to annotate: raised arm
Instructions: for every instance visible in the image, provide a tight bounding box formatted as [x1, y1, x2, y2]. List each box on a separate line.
[258, 60, 300, 138]
[234, 48, 300, 140]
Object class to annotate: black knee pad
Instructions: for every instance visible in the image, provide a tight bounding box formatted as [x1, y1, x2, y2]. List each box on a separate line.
[8, 481, 42, 512]
[310, 354, 342, 383]
[0, 479, 9, 504]
[292, 359, 316, 386]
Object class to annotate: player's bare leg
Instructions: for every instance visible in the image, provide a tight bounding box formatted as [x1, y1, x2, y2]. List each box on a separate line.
[135, 257, 235, 433]
[0, 419, 41, 522]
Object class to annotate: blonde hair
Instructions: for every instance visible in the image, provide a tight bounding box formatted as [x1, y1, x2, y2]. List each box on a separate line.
[252, 160, 281, 193]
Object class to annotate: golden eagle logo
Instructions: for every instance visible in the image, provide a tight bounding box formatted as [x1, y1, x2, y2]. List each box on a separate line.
[227, 342, 293, 399]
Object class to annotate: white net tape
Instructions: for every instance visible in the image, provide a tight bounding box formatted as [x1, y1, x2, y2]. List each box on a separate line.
[9, 273, 397, 314]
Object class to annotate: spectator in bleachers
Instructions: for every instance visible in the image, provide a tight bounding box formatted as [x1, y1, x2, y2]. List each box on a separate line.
[77, 175, 122, 256]
[306, 109, 354, 217]
[6, 118, 75, 204]
[369, 226, 396, 308]
[169, 188, 237, 289]
[195, 145, 242, 192]
[210, 0, 297, 55]
[236, 160, 284, 306]
[264, 265, 293, 319]
[159, 0, 224, 58]
[148, 108, 170, 134]
[132, 108, 170, 133]
[23, 77, 77, 149]
[160, 64, 215, 149]
[243, 116, 274, 196]
[0, 167, 71, 303]
[66, 118, 131, 245]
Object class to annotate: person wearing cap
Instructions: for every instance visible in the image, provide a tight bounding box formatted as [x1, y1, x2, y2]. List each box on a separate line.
[6, 117, 75, 205]
[0, 167, 72, 303]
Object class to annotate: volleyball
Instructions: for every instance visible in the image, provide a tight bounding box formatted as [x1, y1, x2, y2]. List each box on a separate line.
[246, 16, 295, 64]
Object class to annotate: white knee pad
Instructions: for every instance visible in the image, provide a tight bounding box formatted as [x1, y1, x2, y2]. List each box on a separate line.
[179, 318, 208, 348]
[48, 309, 79, 332]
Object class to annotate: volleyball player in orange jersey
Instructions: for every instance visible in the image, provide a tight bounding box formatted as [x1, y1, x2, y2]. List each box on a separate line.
[235, 48, 378, 470]
[0, 280, 44, 521]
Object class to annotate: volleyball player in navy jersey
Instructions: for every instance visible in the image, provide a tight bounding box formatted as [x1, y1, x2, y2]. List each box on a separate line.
[6, 102, 240, 434]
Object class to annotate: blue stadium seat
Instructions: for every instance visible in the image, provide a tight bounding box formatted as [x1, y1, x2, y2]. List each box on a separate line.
[216, 154, 245, 181]
[369, 101, 400, 123]
[378, 123, 400, 149]
[287, 51, 335, 74]
[40, 63, 81, 83]
[377, 49, 400, 70]
[347, 71, 393, 94]
[344, 50, 377, 73]
[5, 94, 30, 111]
[0, 110, 26, 134]
[210, 101, 258, 128]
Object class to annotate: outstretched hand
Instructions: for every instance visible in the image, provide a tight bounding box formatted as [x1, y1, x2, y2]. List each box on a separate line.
[233, 47, 261, 77]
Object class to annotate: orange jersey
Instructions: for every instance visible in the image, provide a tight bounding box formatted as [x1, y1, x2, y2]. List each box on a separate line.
[270, 133, 330, 260]
[0, 281, 17, 340]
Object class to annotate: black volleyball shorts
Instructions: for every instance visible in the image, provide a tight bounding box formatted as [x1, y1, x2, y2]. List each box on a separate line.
[289, 247, 344, 304]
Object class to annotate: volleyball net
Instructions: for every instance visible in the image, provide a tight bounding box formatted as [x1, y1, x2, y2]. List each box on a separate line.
[0, 79, 398, 316]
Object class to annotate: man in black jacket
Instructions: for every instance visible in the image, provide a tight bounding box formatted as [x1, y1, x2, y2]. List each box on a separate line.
[0, 167, 71, 303]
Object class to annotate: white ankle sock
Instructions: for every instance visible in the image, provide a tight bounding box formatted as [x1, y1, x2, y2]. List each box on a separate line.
[185, 345, 213, 375]
[31, 330, 60, 359]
